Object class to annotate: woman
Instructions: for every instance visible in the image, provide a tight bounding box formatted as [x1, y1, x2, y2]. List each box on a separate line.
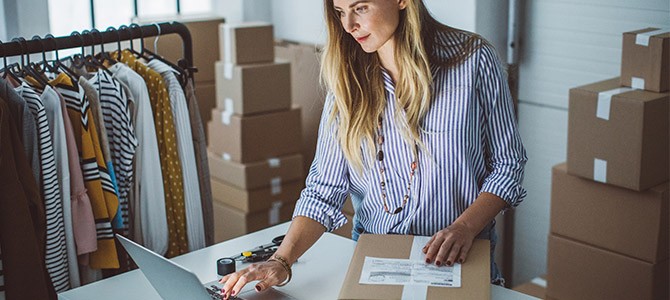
[220, 0, 526, 297]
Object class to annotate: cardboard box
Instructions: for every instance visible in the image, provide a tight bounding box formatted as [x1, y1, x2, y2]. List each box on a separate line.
[567, 78, 669, 191]
[207, 107, 302, 163]
[137, 15, 225, 83]
[208, 151, 304, 190]
[546, 234, 669, 300]
[512, 277, 546, 299]
[220, 23, 275, 64]
[213, 200, 295, 243]
[195, 81, 216, 140]
[214, 60, 292, 116]
[339, 235, 490, 299]
[275, 41, 327, 173]
[551, 163, 669, 263]
[332, 213, 353, 239]
[621, 28, 670, 93]
[210, 177, 303, 213]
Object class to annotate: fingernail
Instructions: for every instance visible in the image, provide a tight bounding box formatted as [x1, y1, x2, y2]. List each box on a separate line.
[446, 260, 452, 266]
[255, 285, 261, 292]
[221, 289, 226, 294]
[231, 290, 236, 296]
[458, 259, 463, 264]
[425, 258, 431, 264]
[436, 261, 441, 266]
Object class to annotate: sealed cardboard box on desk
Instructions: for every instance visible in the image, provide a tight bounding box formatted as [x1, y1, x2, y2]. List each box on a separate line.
[339, 235, 490, 300]
[551, 163, 669, 263]
[567, 78, 669, 191]
[621, 28, 670, 93]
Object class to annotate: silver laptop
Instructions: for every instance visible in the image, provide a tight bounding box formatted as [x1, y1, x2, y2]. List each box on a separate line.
[117, 234, 295, 300]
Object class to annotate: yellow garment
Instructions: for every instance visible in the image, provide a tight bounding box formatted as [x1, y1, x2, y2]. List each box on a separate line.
[50, 73, 120, 269]
[116, 50, 189, 257]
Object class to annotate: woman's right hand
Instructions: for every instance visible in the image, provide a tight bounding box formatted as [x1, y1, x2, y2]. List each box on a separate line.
[219, 260, 289, 299]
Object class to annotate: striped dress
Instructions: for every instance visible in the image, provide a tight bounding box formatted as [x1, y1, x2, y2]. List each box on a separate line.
[51, 73, 120, 269]
[293, 31, 527, 241]
[14, 82, 69, 292]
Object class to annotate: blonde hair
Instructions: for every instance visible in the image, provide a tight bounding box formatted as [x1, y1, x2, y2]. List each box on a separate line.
[321, 0, 481, 173]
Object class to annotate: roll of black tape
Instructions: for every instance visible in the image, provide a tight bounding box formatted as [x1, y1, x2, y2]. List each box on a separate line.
[217, 258, 236, 276]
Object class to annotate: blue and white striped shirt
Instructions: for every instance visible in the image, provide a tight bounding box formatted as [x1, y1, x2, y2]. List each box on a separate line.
[293, 31, 527, 240]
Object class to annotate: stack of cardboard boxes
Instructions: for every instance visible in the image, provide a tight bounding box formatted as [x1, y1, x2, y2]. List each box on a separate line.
[547, 28, 669, 300]
[208, 23, 304, 243]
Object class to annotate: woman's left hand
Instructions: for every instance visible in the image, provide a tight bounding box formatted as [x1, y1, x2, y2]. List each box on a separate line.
[422, 222, 477, 266]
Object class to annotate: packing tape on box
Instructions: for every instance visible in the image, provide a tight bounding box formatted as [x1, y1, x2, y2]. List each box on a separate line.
[267, 158, 281, 168]
[221, 98, 234, 125]
[271, 177, 282, 195]
[531, 277, 547, 288]
[224, 63, 234, 80]
[401, 236, 430, 300]
[223, 24, 232, 63]
[635, 28, 670, 46]
[594, 158, 607, 183]
[596, 87, 633, 120]
[222, 153, 232, 161]
[268, 201, 283, 225]
[631, 77, 645, 90]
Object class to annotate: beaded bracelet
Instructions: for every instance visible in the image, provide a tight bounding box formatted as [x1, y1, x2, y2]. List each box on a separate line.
[268, 254, 292, 286]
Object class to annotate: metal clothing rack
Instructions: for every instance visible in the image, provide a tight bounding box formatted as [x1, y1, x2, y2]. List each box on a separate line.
[0, 21, 194, 76]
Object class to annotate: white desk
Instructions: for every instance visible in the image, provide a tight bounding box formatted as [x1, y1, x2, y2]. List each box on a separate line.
[59, 222, 539, 300]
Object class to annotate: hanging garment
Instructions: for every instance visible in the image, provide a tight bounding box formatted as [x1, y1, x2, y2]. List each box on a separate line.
[55, 91, 97, 257]
[77, 77, 124, 231]
[117, 50, 189, 257]
[184, 79, 214, 246]
[40, 85, 82, 288]
[14, 82, 70, 292]
[0, 91, 56, 300]
[0, 77, 41, 192]
[149, 60, 205, 251]
[89, 70, 138, 235]
[50, 73, 120, 269]
[108, 62, 168, 255]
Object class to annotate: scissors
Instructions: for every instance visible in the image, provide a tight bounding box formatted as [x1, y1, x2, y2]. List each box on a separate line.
[233, 235, 285, 263]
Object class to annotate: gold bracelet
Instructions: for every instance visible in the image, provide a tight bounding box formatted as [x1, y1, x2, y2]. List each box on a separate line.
[268, 254, 292, 287]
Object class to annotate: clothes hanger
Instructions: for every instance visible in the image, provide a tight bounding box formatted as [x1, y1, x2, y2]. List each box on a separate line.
[92, 28, 117, 66]
[142, 23, 188, 86]
[0, 39, 22, 82]
[128, 23, 152, 60]
[69, 31, 88, 70]
[31, 35, 57, 74]
[106, 26, 123, 61]
[27, 35, 52, 87]
[13, 37, 50, 88]
[44, 34, 80, 81]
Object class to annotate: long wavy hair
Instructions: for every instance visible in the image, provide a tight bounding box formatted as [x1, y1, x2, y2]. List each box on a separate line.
[321, 0, 481, 173]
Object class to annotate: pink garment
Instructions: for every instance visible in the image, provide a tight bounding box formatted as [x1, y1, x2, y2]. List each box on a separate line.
[58, 93, 97, 257]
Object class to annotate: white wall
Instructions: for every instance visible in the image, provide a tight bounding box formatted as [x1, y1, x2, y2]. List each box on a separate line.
[513, 0, 670, 285]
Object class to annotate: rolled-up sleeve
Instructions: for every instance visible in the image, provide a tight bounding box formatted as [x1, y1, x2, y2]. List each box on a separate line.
[292, 93, 350, 231]
[475, 44, 528, 208]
